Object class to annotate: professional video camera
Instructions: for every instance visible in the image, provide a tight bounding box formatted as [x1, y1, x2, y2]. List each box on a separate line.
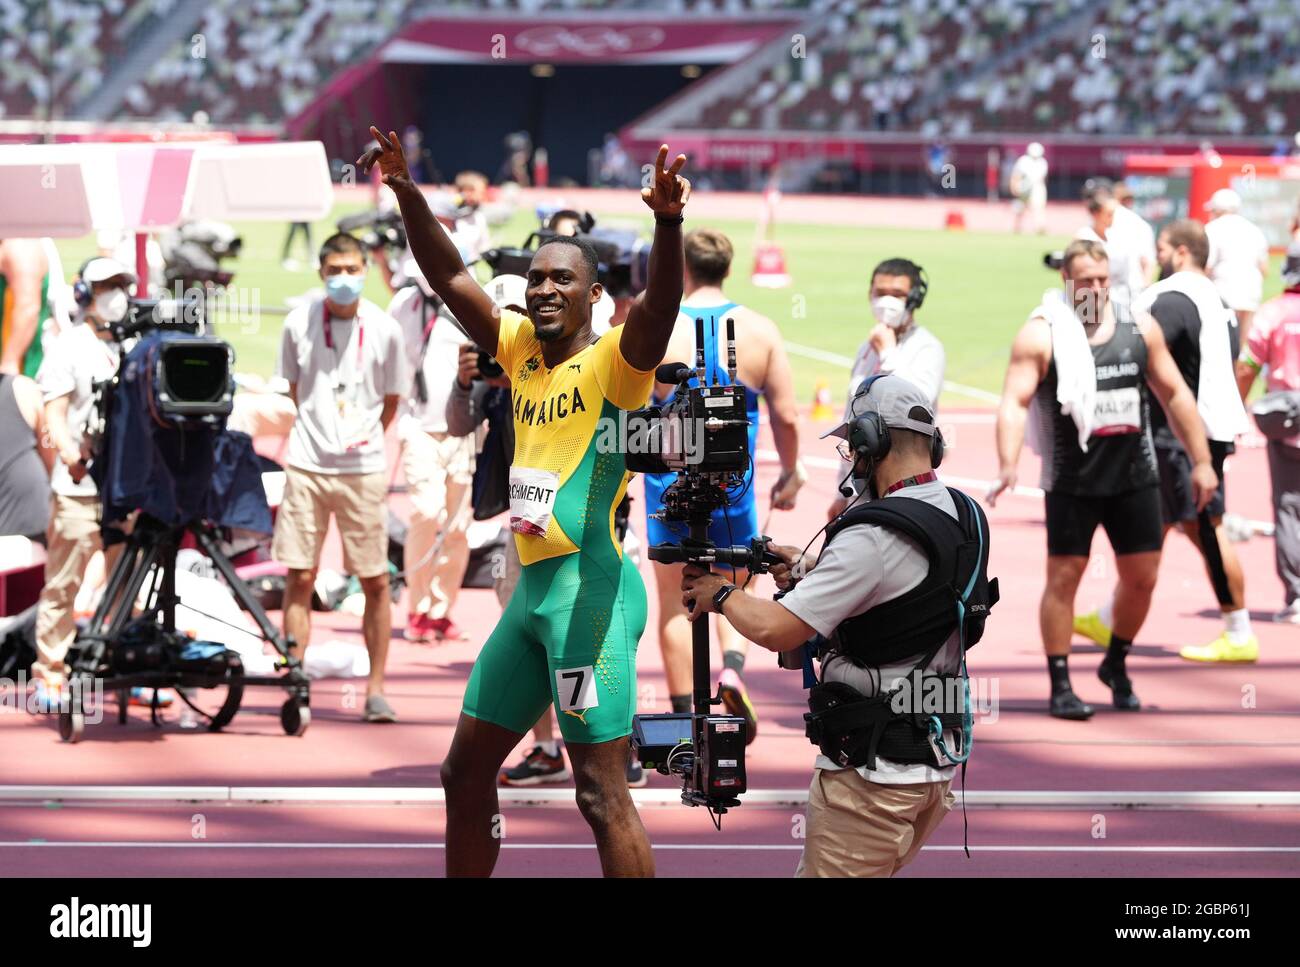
[481, 209, 650, 299]
[625, 317, 782, 823]
[160, 221, 242, 292]
[336, 209, 410, 256]
[59, 300, 309, 744]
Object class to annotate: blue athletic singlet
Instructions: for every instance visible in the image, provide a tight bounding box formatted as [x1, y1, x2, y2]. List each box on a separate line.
[643, 304, 761, 557]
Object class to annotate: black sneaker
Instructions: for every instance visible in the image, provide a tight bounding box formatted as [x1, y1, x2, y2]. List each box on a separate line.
[499, 745, 570, 787]
[1050, 689, 1095, 720]
[626, 756, 647, 788]
[1097, 663, 1141, 710]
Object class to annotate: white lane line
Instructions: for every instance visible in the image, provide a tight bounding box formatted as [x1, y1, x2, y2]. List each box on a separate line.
[782, 341, 999, 403]
[2, 842, 1298, 854]
[2, 787, 1298, 808]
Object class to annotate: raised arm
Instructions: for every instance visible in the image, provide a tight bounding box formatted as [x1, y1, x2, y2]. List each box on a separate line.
[357, 127, 500, 353]
[989, 317, 1050, 506]
[619, 146, 691, 372]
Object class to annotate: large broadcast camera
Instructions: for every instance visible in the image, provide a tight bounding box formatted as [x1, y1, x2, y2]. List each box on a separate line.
[625, 317, 782, 823]
[482, 209, 650, 299]
[336, 208, 409, 256]
[160, 221, 243, 292]
[60, 298, 310, 743]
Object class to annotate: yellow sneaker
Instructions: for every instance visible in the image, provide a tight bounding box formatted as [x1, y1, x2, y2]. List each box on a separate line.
[1073, 610, 1112, 648]
[1179, 634, 1259, 663]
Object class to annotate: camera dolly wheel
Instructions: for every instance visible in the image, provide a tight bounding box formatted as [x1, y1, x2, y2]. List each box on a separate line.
[58, 708, 85, 743]
[280, 697, 310, 736]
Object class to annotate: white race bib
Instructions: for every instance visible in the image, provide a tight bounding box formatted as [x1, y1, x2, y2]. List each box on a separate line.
[509, 466, 559, 536]
[555, 665, 598, 713]
[1092, 387, 1141, 437]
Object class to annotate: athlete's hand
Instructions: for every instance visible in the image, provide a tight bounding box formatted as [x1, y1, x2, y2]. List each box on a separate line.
[770, 459, 807, 510]
[356, 126, 413, 192]
[986, 467, 1017, 507]
[681, 564, 725, 621]
[768, 545, 811, 591]
[1191, 460, 1219, 512]
[642, 145, 691, 217]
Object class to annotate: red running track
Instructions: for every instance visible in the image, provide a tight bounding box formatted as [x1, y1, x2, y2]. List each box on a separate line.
[1, 409, 1296, 877]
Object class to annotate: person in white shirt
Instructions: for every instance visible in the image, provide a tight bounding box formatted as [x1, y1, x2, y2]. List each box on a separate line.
[1010, 142, 1048, 235]
[388, 262, 474, 644]
[1077, 178, 1152, 307]
[1204, 187, 1270, 343]
[829, 258, 945, 518]
[274, 234, 407, 722]
[31, 258, 134, 707]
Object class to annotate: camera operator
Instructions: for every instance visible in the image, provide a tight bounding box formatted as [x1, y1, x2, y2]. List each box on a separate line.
[29, 259, 135, 711]
[388, 262, 473, 643]
[646, 227, 806, 743]
[828, 257, 944, 519]
[682, 374, 990, 878]
[272, 233, 407, 723]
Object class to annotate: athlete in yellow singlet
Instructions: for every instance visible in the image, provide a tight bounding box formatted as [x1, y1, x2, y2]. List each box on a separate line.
[359, 128, 691, 878]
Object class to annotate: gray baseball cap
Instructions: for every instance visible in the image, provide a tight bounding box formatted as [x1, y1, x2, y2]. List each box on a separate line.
[821, 373, 939, 442]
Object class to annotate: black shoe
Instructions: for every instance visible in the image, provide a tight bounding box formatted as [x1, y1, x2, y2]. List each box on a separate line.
[498, 745, 570, 787]
[1098, 663, 1141, 710]
[1050, 689, 1095, 720]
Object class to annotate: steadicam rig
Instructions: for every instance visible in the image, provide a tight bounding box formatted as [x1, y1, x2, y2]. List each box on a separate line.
[626, 316, 765, 822]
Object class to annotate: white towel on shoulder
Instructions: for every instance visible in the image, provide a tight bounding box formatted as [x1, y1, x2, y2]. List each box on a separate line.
[1027, 288, 1096, 453]
[1133, 271, 1249, 442]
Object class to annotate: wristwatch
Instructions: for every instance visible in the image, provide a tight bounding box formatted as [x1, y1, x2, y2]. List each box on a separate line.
[712, 583, 738, 613]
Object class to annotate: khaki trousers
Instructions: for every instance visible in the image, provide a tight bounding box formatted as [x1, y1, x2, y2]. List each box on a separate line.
[795, 768, 954, 878]
[33, 494, 102, 685]
[401, 428, 474, 620]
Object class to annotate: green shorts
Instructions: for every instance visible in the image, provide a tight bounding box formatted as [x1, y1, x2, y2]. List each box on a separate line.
[463, 548, 647, 744]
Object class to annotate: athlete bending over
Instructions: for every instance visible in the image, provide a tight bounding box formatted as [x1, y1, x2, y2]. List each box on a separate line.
[359, 128, 689, 877]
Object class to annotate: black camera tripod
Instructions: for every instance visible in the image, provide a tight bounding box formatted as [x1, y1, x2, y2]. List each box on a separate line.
[58, 514, 309, 743]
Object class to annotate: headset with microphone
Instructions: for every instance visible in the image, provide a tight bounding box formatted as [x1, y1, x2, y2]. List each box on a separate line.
[838, 373, 944, 498]
[903, 263, 929, 315]
[72, 258, 96, 309]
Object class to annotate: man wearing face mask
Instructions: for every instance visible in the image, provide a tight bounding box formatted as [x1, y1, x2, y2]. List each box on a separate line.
[830, 258, 943, 519]
[273, 233, 407, 723]
[387, 259, 473, 643]
[990, 239, 1214, 719]
[29, 259, 135, 710]
[682, 374, 996, 878]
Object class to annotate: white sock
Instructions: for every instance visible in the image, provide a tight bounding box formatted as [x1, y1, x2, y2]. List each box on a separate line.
[1224, 608, 1252, 644]
[1098, 599, 1115, 628]
[537, 740, 560, 758]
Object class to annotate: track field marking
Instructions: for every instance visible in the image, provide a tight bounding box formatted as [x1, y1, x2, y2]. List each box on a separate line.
[2, 841, 1297, 854]
[2, 786, 1298, 808]
[781, 341, 1001, 404]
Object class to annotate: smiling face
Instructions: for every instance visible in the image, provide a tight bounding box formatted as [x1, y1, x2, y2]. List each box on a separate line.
[525, 243, 600, 343]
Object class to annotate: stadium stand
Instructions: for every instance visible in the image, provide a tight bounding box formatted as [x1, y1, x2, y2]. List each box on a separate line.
[1, 0, 1296, 139]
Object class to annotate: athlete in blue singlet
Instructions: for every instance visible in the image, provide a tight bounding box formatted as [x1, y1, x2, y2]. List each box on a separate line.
[643, 229, 806, 744]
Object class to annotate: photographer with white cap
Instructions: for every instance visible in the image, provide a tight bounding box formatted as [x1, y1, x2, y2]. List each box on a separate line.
[1204, 187, 1270, 344]
[683, 373, 994, 877]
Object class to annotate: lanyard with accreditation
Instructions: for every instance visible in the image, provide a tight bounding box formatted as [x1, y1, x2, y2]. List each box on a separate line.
[322, 302, 369, 452]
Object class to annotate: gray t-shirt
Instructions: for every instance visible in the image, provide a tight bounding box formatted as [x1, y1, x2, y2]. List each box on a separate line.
[37, 321, 121, 497]
[277, 297, 407, 475]
[781, 479, 962, 784]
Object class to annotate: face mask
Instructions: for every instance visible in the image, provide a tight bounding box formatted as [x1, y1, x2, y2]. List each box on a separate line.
[871, 295, 909, 330]
[94, 288, 129, 324]
[325, 273, 365, 305]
